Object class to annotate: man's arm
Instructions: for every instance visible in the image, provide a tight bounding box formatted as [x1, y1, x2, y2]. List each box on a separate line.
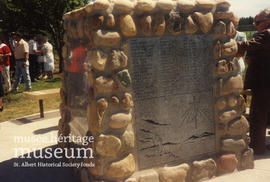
[25, 52, 29, 61]
[22, 52, 29, 68]
[237, 30, 270, 56]
[23, 41, 29, 61]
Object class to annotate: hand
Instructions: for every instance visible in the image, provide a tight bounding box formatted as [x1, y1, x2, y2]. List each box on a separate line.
[22, 62, 26, 68]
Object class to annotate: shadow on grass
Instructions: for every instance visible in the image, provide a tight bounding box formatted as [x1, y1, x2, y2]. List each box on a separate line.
[0, 145, 80, 182]
[44, 78, 61, 83]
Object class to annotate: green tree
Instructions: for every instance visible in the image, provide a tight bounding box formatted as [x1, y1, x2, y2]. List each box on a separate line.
[238, 16, 255, 31]
[0, 0, 87, 72]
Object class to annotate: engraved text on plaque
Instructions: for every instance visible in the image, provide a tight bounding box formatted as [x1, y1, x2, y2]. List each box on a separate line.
[128, 35, 216, 170]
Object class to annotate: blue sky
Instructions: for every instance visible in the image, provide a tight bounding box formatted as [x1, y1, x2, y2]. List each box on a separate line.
[230, 0, 270, 18]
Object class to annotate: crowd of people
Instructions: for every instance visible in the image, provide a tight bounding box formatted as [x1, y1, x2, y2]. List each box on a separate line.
[0, 32, 55, 112]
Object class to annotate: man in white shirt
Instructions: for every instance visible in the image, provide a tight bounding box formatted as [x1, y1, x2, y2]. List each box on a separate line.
[28, 36, 38, 82]
[12, 32, 31, 92]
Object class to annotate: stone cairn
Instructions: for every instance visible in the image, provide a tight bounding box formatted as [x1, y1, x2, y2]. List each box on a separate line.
[59, 0, 254, 182]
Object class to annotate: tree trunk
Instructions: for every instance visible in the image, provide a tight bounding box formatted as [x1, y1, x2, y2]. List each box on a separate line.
[58, 42, 64, 73]
[49, 23, 64, 73]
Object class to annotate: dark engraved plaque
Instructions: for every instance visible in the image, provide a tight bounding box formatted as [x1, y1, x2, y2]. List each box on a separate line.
[128, 35, 216, 170]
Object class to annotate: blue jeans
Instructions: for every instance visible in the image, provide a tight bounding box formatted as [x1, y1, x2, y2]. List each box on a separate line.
[13, 60, 31, 91]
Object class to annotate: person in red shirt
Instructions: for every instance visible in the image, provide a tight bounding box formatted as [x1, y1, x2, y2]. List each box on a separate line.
[67, 41, 88, 110]
[0, 36, 12, 92]
[68, 44, 87, 73]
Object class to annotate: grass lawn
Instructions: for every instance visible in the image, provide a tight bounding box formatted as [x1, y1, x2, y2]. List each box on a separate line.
[0, 74, 62, 122]
[245, 31, 256, 40]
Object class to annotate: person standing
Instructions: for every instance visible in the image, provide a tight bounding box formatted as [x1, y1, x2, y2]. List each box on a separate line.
[28, 36, 38, 82]
[231, 14, 247, 76]
[43, 37, 54, 79]
[8, 32, 16, 74]
[0, 36, 12, 93]
[234, 8, 270, 154]
[12, 32, 31, 92]
[36, 35, 45, 79]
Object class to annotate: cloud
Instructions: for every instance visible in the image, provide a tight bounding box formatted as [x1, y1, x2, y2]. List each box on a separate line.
[230, 0, 270, 18]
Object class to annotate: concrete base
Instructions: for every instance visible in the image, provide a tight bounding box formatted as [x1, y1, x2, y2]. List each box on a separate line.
[205, 130, 270, 182]
[204, 154, 270, 182]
